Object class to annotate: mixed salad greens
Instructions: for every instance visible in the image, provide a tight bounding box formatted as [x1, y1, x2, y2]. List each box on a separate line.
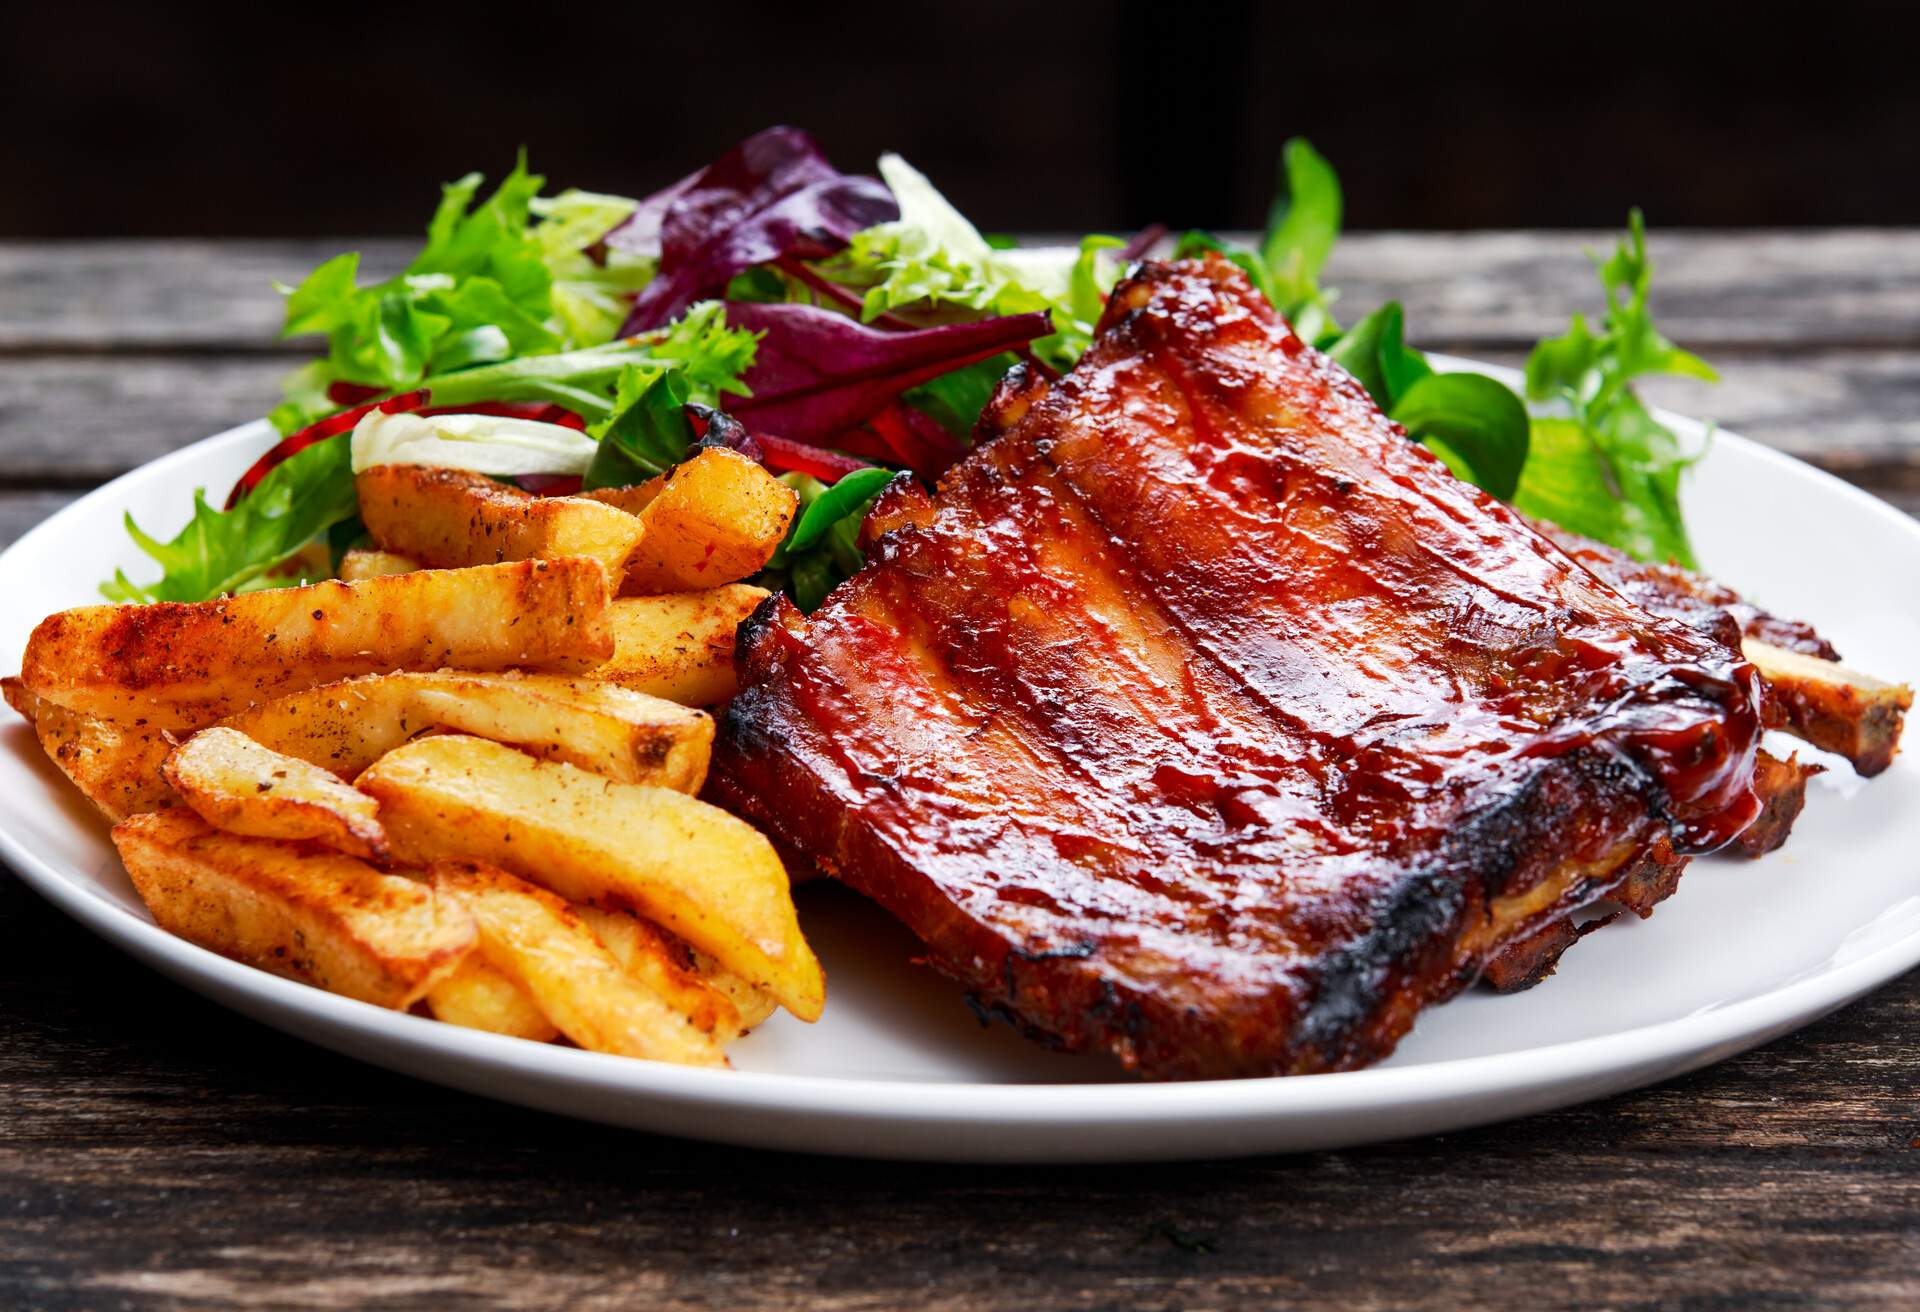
[106, 126, 1718, 609]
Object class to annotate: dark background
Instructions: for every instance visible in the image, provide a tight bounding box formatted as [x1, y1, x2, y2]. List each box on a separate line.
[5, 1, 1920, 238]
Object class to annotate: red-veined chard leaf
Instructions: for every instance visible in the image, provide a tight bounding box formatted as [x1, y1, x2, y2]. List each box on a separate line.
[613, 127, 896, 334]
[721, 302, 1053, 442]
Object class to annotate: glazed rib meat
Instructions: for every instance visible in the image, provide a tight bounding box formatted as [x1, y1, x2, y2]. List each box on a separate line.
[712, 256, 1766, 1079]
[1538, 523, 1912, 778]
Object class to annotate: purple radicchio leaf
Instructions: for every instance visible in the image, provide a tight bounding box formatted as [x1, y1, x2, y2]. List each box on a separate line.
[720, 301, 1053, 443]
[612, 127, 897, 334]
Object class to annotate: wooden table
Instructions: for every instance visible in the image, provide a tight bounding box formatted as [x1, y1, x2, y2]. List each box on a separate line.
[3, 234, 1919, 1309]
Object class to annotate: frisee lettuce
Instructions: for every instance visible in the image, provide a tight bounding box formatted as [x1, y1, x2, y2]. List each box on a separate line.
[269, 157, 648, 435]
[815, 155, 1123, 371]
[103, 433, 358, 603]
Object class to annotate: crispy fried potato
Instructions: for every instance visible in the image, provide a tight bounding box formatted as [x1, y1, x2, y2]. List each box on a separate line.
[429, 859, 727, 1065]
[162, 727, 389, 860]
[425, 953, 559, 1041]
[406, 672, 712, 790]
[20, 558, 613, 722]
[585, 449, 795, 593]
[576, 906, 741, 1040]
[360, 735, 824, 1019]
[214, 675, 419, 779]
[112, 810, 473, 1008]
[4, 676, 178, 820]
[357, 465, 649, 578]
[218, 671, 712, 790]
[594, 586, 769, 706]
[686, 947, 780, 1031]
[338, 548, 421, 581]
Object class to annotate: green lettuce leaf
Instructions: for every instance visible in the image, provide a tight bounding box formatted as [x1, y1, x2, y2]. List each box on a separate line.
[582, 367, 696, 489]
[532, 189, 655, 346]
[270, 157, 648, 434]
[757, 471, 890, 612]
[1516, 210, 1716, 566]
[1260, 138, 1342, 343]
[1389, 373, 1531, 501]
[413, 300, 759, 425]
[103, 433, 358, 603]
[814, 155, 1122, 371]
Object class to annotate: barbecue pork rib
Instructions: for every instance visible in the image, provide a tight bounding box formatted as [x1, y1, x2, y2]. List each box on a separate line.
[711, 256, 1765, 1079]
[1539, 524, 1912, 778]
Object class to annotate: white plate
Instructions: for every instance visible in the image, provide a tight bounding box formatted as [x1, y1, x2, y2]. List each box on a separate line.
[3, 366, 1918, 1163]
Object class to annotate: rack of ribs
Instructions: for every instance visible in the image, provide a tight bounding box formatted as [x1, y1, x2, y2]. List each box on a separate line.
[711, 255, 1776, 1079]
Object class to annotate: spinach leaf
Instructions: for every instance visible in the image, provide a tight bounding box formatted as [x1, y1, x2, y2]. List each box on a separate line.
[1390, 372, 1531, 501]
[582, 367, 696, 490]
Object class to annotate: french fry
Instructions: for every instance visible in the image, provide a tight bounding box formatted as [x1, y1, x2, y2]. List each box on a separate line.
[585, 448, 796, 593]
[219, 671, 712, 790]
[575, 906, 741, 1039]
[425, 953, 559, 1042]
[578, 905, 775, 1031]
[359, 735, 824, 1019]
[162, 726, 389, 860]
[20, 558, 614, 722]
[686, 947, 780, 1031]
[338, 548, 421, 581]
[594, 586, 769, 706]
[112, 810, 473, 1009]
[357, 465, 649, 578]
[4, 676, 178, 820]
[429, 859, 727, 1065]
[214, 675, 419, 779]
[405, 672, 712, 791]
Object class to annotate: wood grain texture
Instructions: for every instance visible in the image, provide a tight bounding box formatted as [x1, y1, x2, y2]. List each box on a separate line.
[7, 231, 1920, 353]
[2, 234, 1919, 1310]
[2, 864, 1920, 1312]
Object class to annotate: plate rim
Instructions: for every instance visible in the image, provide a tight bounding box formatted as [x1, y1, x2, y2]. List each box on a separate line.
[2, 381, 1917, 1151]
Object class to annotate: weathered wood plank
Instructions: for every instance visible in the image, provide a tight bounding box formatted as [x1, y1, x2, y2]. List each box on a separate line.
[0, 866, 1915, 1310]
[0, 355, 283, 482]
[1327, 229, 1920, 351]
[0, 239, 408, 353]
[0, 490, 79, 548]
[4, 350, 1918, 491]
[5, 231, 1919, 353]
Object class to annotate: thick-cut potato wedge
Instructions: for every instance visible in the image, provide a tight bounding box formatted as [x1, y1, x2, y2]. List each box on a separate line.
[338, 548, 421, 581]
[4, 676, 178, 820]
[405, 672, 711, 790]
[576, 906, 741, 1039]
[357, 465, 649, 578]
[219, 670, 712, 790]
[112, 810, 473, 1008]
[585, 449, 795, 593]
[425, 953, 558, 1042]
[429, 859, 727, 1065]
[360, 735, 824, 1019]
[20, 558, 614, 722]
[215, 675, 419, 779]
[1744, 638, 1913, 776]
[686, 947, 780, 1031]
[595, 586, 769, 706]
[162, 726, 389, 860]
